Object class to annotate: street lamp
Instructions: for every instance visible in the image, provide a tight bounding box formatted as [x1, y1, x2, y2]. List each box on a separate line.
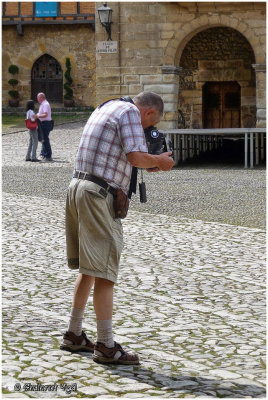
[97, 3, 113, 41]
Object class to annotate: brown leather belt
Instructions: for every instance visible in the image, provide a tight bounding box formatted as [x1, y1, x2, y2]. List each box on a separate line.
[73, 171, 117, 196]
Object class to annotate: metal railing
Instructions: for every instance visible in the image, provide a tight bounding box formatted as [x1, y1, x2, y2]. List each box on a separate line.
[161, 128, 266, 168]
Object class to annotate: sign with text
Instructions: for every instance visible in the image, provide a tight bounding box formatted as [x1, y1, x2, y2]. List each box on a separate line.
[96, 41, 118, 54]
[35, 2, 57, 17]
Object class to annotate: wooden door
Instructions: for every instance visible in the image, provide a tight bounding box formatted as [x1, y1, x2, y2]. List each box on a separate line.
[31, 54, 63, 103]
[203, 82, 241, 128]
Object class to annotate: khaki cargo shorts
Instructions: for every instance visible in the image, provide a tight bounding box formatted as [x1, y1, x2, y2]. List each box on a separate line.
[65, 178, 124, 283]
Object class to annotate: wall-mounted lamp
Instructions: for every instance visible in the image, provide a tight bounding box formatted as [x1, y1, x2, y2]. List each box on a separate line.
[97, 3, 113, 41]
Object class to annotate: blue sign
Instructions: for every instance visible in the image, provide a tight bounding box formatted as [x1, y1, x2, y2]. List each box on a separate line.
[35, 2, 57, 17]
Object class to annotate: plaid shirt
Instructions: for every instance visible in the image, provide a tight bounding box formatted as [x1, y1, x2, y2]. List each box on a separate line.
[74, 100, 148, 193]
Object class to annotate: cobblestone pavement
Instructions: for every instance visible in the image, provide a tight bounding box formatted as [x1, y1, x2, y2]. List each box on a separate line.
[2, 124, 266, 398]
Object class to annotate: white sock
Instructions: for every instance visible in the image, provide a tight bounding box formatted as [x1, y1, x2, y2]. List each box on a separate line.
[68, 307, 84, 336]
[97, 319, 114, 348]
[63, 307, 87, 346]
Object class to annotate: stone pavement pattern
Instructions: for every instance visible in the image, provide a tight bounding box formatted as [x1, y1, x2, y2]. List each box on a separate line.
[2, 124, 266, 398]
[2, 125, 266, 229]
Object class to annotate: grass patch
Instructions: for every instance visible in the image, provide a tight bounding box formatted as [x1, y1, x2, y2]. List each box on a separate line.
[2, 113, 91, 131]
[2, 114, 26, 129]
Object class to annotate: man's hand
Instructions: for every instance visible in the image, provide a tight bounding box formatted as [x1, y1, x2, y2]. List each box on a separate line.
[127, 151, 175, 171]
[156, 152, 175, 171]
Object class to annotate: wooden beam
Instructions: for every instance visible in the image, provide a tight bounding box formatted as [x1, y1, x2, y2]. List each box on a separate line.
[3, 18, 95, 26]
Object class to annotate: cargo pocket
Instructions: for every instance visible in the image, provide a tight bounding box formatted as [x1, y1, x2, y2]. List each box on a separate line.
[84, 187, 107, 200]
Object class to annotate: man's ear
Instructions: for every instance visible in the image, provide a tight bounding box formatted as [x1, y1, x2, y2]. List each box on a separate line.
[145, 109, 154, 118]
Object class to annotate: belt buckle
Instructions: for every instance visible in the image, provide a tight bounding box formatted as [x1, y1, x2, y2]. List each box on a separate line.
[78, 171, 85, 180]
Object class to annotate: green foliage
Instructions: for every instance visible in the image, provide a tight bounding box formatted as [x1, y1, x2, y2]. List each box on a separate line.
[64, 57, 74, 100]
[8, 90, 19, 99]
[64, 83, 73, 100]
[8, 79, 18, 87]
[8, 65, 19, 102]
[8, 64, 19, 75]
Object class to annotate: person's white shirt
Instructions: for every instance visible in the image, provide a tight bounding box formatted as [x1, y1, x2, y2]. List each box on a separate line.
[26, 109, 35, 122]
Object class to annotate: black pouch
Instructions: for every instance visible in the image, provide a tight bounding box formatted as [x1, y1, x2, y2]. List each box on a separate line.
[139, 182, 147, 203]
[139, 169, 147, 203]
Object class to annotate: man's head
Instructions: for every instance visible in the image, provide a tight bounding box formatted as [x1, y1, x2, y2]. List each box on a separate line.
[133, 92, 164, 129]
[37, 93, 46, 104]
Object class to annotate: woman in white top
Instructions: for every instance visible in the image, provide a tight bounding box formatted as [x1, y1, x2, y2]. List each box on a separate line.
[25, 100, 39, 162]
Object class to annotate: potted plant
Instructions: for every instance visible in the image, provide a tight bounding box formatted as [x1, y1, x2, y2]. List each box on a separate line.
[64, 58, 74, 107]
[8, 64, 19, 107]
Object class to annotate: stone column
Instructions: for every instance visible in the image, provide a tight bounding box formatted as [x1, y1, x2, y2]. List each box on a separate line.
[95, 2, 122, 105]
[156, 65, 181, 130]
[252, 64, 266, 128]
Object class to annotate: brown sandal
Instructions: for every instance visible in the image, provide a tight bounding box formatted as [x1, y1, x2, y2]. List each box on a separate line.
[93, 341, 139, 365]
[60, 331, 94, 353]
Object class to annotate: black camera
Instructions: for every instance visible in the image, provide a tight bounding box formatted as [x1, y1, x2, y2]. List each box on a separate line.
[144, 126, 168, 155]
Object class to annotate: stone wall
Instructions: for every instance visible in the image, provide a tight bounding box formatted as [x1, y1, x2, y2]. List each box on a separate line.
[177, 27, 256, 128]
[2, 23, 96, 107]
[2, 2, 266, 127]
[95, 1, 266, 129]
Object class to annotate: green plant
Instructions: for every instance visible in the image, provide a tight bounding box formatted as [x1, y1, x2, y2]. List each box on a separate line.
[8, 64, 19, 100]
[8, 79, 18, 86]
[64, 58, 73, 100]
[8, 64, 19, 75]
[8, 90, 19, 99]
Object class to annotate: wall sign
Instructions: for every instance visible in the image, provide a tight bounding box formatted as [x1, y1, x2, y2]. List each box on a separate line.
[96, 41, 118, 54]
[35, 2, 57, 17]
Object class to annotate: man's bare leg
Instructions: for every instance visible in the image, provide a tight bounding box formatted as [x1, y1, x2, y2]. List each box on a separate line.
[59, 273, 96, 351]
[72, 273, 95, 309]
[92, 277, 139, 364]
[93, 277, 114, 347]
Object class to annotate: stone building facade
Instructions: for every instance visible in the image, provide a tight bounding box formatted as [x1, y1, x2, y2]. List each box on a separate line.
[2, 2, 96, 107]
[2, 2, 266, 128]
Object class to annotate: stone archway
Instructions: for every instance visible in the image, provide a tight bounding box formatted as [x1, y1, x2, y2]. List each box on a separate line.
[164, 15, 263, 66]
[31, 54, 63, 103]
[177, 27, 256, 128]
[161, 15, 265, 128]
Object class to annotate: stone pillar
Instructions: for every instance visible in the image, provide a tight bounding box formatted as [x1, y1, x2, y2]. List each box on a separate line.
[156, 65, 181, 130]
[95, 2, 122, 106]
[252, 64, 266, 128]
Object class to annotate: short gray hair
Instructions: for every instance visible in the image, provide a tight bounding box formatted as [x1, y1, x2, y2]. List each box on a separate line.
[133, 92, 164, 116]
[37, 92, 46, 99]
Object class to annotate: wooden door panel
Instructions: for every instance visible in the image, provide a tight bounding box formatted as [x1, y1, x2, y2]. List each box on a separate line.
[222, 110, 231, 128]
[203, 82, 241, 128]
[31, 54, 63, 103]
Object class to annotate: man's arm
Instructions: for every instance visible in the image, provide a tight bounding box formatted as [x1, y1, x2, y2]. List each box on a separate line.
[35, 102, 50, 119]
[127, 151, 175, 171]
[34, 112, 48, 119]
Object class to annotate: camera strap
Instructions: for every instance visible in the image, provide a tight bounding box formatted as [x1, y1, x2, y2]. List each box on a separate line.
[128, 166, 137, 199]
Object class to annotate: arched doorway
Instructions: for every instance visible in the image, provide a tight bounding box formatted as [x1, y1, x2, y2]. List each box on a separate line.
[31, 54, 63, 103]
[177, 27, 256, 128]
